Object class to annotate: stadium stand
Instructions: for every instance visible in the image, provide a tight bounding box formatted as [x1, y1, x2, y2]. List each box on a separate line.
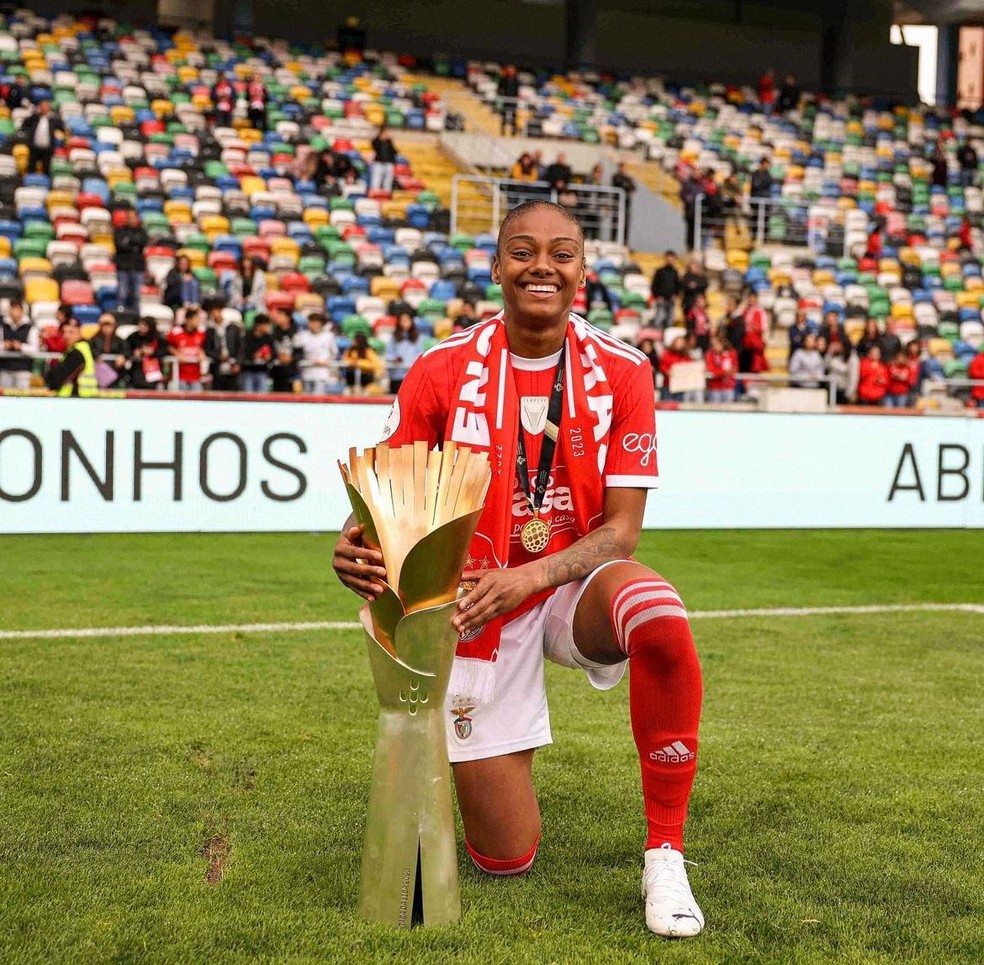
[0, 9, 981, 406]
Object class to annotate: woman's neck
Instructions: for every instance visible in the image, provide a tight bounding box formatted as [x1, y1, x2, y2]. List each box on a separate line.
[504, 317, 568, 359]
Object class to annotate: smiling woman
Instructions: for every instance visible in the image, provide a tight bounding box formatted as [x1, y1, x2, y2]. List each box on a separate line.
[331, 201, 706, 938]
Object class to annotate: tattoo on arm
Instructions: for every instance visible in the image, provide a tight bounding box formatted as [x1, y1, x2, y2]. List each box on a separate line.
[542, 524, 626, 588]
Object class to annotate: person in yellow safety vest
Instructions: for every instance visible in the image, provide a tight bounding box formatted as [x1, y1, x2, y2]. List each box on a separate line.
[45, 318, 98, 397]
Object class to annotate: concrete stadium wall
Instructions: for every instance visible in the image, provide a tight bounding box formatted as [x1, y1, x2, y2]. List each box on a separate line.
[1, 397, 982, 533]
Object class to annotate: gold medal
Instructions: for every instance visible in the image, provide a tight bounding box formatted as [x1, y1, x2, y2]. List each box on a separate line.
[520, 514, 551, 554]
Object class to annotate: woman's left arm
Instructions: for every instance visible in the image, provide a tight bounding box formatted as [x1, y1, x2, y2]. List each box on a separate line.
[452, 488, 646, 635]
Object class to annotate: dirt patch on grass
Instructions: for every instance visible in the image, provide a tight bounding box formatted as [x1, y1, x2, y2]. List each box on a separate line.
[201, 834, 231, 885]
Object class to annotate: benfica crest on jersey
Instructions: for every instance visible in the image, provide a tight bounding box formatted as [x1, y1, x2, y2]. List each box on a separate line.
[520, 396, 549, 436]
[451, 704, 475, 740]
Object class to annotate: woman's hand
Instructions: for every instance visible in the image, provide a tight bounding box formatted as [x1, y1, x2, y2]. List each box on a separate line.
[452, 565, 542, 636]
[332, 524, 387, 601]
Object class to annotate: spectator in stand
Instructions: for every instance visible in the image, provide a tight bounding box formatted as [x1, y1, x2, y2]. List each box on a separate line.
[453, 300, 481, 332]
[385, 312, 424, 394]
[331, 149, 357, 185]
[241, 314, 274, 393]
[45, 319, 97, 396]
[88, 312, 127, 387]
[777, 74, 800, 113]
[705, 333, 738, 403]
[749, 158, 774, 204]
[818, 309, 847, 351]
[758, 69, 776, 114]
[685, 292, 711, 351]
[555, 179, 578, 212]
[825, 339, 859, 404]
[637, 336, 659, 387]
[224, 255, 268, 315]
[342, 331, 383, 394]
[113, 209, 148, 315]
[680, 169, 702, 250]
[212, 71, 236, 127]
[957, 140, 978, 187]
[720, 172, 743, 227]
[857, 345, 889, 406]
[658, 335, 691, 401]
[856, 318, 882, 359]
[167, 306, 207, 391]
[885, 349, 912, 408]
[205, 300, 244, 391]
[510, 153, 539, 182]
[3, 78, 25, 110]
[269, 306, 298, 393]
[789, 332, 825, 388]
[0, 298, 38, 390]
[958, 216, 975, 253]
[880, 319, 902, 362]
[163, 254, 199, 311]
[497, 64, 520, 136]
[544, 153, 573, 191]
[585, 271, 612, 312]
[787, 310, 812, 361]
[125, 316, 167, 390]
[246, 73, 267, 131]
[313, 147, 341, 196]
[650, 251, 681, 330]
[611, 162, 637, 235]
[865, 218, 884, 260]
[22, 99, 64, 176]
[740, 290, 769, 374]
[905, 339, 923, 405]
[698, 168, 722, 247]
[680, 258, 708, 317]
[721, 293, 745, 356]
[43, 304, 73, 354]
[931, 144, 949, 189]
[370, 126, 398, 194]
[968, 345, 984, 408]
[294, 312, 338, 394]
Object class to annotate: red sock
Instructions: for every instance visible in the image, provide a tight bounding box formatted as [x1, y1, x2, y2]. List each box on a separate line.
[465, 834, 540, 876]
[610, 577, 703, 852]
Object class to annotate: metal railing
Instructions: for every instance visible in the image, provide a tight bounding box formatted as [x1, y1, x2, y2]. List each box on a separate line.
[692, 194, 867, 258]
[451, 175, 626, 244]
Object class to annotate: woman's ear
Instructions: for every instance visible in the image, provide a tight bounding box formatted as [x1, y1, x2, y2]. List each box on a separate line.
[491, 254, 500, 285]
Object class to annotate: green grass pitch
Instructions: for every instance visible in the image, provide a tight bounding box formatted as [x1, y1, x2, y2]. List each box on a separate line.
[1, 531, 982, 963]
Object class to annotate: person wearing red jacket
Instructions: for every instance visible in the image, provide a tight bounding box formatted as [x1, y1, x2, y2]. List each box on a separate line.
[739, 291, 769, 374]
[968, 348, 984, 407]
[704, 333, 738, 403]
[885, 349, 911, 407]
[166, 306, 207, 390]
[659, 335, 691, 401]
[857, 345, 889, 405]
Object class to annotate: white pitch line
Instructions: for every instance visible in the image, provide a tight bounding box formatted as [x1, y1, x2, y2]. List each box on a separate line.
[0, 603, 981, 642]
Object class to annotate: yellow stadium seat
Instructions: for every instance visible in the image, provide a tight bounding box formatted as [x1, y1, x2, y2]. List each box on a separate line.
[110, 105, 135, 126]
[890, 303, 913, 320]
[240, 176, 267, 197]
[956, 290, 980, 309]
[294, 292, 325, 312]
[382, 200, 409, 221]
[19, 256, 52, 278]
[726, 249, 750, 271]
[927, 337, 953, 357]
[200, 214, 231, 239]
[24, 277, 59, 303]
[271, 237, 300, 258]
[371, 276, 401, 300]
[302, 208, 329, 228]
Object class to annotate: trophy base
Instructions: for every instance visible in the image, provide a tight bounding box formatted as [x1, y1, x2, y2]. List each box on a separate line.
[358, 707, 460, 928]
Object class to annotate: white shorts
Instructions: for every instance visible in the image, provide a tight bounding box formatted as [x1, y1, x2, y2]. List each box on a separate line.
[445, 561, 627, 763]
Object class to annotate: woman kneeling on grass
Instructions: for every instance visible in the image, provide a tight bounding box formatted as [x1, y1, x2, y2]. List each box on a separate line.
[333, 201, 705, 938]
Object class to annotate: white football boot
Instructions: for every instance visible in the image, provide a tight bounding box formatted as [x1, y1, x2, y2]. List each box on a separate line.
[642, 844, 705, 938]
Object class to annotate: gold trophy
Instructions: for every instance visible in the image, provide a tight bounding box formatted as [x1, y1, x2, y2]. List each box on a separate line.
[339, 441, 490, 928]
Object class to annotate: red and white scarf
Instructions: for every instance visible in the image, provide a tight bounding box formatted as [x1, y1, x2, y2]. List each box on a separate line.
[447, 312, 615, 702]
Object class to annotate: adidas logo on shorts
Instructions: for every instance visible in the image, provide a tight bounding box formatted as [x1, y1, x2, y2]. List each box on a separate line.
[649, 740, 695, 763]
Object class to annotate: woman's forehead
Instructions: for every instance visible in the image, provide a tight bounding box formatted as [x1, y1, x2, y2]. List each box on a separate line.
[500, 208, 582, 245]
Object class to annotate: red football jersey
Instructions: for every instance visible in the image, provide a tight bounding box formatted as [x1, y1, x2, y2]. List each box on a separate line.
[381, 323, 658, 568]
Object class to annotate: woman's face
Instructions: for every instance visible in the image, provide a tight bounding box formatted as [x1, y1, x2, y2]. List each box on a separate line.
[178, 256, 189, 272]
[492, 207, 585, 326]
[397, 314, 412, 331]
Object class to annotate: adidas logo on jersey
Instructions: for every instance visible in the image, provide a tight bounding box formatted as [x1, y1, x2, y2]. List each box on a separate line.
[650, 740, 695, 763]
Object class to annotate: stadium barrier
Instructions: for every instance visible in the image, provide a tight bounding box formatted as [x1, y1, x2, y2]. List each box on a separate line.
[1, 395, 982, 533]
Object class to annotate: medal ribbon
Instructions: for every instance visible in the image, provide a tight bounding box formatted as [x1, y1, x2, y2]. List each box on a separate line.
[516, 344, 566, 518]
